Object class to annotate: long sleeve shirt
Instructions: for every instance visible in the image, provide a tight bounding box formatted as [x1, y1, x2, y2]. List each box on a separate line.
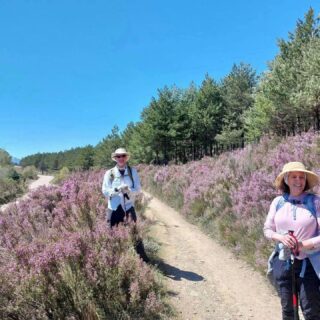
[264, 192, 320, 260]
[102, 165, 141, 211]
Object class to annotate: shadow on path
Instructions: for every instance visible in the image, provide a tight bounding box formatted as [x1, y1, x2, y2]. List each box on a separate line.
[158, 261, 204, 281]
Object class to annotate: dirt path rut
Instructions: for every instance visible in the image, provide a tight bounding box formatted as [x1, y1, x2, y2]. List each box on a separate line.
[144, 192, 281, 320]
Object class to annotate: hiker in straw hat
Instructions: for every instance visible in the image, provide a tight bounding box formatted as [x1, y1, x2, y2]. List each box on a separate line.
[102, 148, 140, 226]
[264, 162, 320, 320]
[102, 148, 149, 262]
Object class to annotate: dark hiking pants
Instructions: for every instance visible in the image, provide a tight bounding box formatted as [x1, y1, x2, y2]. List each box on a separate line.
[273, 254, 320, 320]
[109, 206, 149, 263]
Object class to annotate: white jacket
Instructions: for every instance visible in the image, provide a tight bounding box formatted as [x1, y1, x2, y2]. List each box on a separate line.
[102, 165, 141, 211]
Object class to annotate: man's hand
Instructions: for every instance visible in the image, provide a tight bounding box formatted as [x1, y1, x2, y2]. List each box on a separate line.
[119, 184, 129, 193]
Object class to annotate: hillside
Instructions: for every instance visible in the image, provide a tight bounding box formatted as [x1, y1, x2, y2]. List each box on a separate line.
[138, 131, 320, 272]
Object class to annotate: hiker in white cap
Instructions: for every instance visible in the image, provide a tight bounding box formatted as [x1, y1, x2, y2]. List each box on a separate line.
[264, 162, 320, 320]
[102, 148, 149, 262]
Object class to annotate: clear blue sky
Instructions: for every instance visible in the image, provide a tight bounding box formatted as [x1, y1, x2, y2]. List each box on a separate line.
[1, 1, 320, 159]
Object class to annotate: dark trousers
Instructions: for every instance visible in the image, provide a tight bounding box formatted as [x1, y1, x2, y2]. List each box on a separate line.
[110, 205, 137, 227]
[273, 255, 320, 320]
[109, 206, 149, 263]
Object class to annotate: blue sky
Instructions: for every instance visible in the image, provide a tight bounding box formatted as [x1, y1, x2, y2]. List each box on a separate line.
[1, 0, 320, 159]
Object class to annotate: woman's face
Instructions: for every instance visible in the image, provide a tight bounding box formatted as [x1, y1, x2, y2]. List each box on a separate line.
[287, 171, 306, 196]
[115, 154, 128, 168]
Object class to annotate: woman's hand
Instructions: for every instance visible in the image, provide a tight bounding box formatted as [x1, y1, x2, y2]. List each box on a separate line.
[280, 234, 297, 249]
[272, 233, 297, 249]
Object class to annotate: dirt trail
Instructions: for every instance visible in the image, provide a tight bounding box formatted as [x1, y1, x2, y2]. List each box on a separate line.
[143, 191, 281, 320]
[28, 174, 54, 190]
[0, 175, 54, 211]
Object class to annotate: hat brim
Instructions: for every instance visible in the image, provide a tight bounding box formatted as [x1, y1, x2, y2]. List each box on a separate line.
[111, 153, 130, 162]
[275, 169, 319, 190]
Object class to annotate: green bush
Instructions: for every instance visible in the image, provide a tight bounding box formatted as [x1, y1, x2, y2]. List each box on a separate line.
[0, 167, 11, 179]
[22, 165, 38, 180]
[0, 177, 24, 205]
[53, 167, 70, 184]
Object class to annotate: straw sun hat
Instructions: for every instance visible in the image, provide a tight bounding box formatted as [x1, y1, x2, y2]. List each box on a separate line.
[275, 162, 319, 190]
[111, 148, 131, 161]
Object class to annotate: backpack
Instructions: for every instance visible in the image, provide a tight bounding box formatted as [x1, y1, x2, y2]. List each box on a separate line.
[109, 165, 135, 189]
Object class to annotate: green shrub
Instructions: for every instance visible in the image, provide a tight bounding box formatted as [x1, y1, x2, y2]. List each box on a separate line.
[22, 166, 38, 180]
[53, 167, 70, 184]
[0, 177, 24, 205]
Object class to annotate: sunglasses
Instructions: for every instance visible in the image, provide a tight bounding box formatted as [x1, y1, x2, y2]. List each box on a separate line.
[116, 155, 127, 159]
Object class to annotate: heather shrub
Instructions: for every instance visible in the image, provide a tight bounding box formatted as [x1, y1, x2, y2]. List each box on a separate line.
[0, 170, 167, 320]
[139, 131, 320, 273]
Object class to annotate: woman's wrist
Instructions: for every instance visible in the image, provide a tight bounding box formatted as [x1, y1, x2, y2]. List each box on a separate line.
[299, 240, 315, 250]
[272, 233, 283, 242]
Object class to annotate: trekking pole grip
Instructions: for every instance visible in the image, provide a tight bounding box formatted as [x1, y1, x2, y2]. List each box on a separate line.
[288, 230, 299, 257]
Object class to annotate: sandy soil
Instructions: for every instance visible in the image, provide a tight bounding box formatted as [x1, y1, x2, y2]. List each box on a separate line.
[28, 174, 54, 190]
[143, 191, 281, 320]
[0, 175, 54, 211]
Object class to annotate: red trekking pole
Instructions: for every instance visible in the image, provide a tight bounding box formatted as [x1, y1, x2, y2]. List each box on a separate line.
[288, 230, 299, 320]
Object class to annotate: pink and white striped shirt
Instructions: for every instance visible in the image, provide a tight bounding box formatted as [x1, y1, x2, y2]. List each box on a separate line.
[264, 192, 320, 260]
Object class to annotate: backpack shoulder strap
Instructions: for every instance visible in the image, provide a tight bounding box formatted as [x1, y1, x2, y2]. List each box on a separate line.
[303, 193, 319, 236]
[276, 193, 289, 212]
[127, 165, 135, 189]
[109, 168, 115, 183]
[303, 193, 317, 218]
